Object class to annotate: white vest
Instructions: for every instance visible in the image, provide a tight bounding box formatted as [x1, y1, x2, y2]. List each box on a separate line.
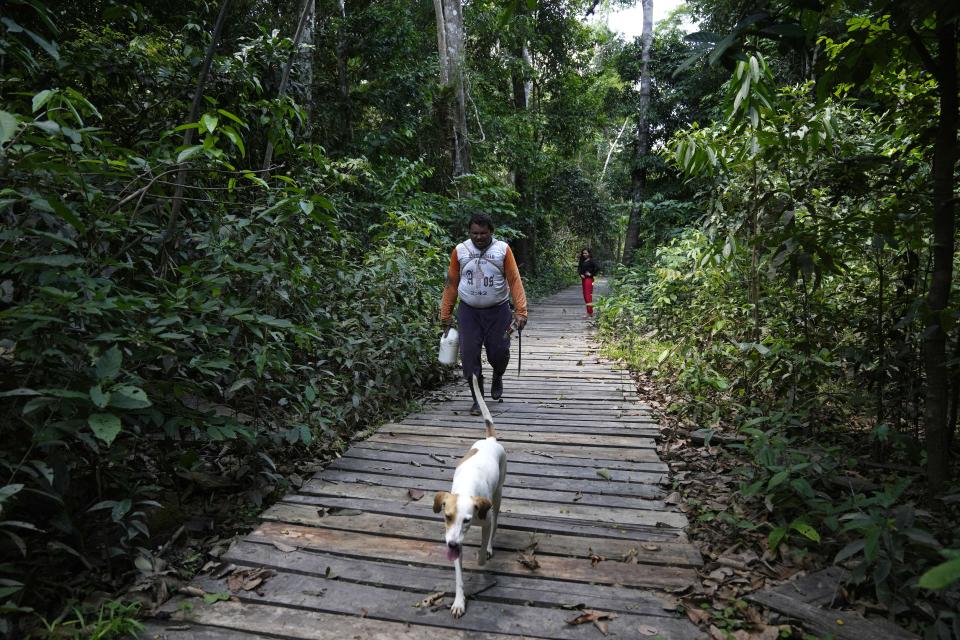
[456, 239, 510, 308]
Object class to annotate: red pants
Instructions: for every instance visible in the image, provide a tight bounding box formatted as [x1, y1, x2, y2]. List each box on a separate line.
[581, 277, 594, 315]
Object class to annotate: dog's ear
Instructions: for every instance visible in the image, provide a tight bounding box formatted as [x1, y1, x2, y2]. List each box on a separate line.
[472, 497, 492, 520]
[433, 491, 450, 514]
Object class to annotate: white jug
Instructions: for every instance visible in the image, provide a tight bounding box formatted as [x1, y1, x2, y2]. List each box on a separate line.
[438, 328, 459, 365]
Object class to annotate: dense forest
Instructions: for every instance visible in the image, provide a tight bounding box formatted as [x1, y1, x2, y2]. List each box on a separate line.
[0, 0, 957, 637]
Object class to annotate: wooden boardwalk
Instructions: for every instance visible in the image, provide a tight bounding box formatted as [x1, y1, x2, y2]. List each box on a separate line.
[145, 285, 703, 639]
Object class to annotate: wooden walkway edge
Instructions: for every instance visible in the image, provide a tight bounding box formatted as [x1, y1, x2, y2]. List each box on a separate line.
[143, 285, 705, 639]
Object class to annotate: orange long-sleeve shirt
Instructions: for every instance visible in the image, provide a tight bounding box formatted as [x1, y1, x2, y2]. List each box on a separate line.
[439, 245, 528, 323]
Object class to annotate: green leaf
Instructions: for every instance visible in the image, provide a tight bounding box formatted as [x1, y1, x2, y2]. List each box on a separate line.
[108, 385, 151, 409]
[0, 484, 24, 503]
[88, 413, 122, 445]
[200, 113, 218, 134]
[203, 591, 230, 604]
[30, 89, 56, 113]
[0, 110, 20, 145]
[596, 468, 611, 480]
[790, 521, 820, 542]
[768, 526, 787, 550]
[110, 498, 131, 522]
[95, 345, 122, 381]
[177, 145, 203, 163]
[918, 556, 960, 590]
[44, 196, 86, 234]
[767, 469, 789, 490]
[834, 540, 865, 563]
[89, 385, 110, 408]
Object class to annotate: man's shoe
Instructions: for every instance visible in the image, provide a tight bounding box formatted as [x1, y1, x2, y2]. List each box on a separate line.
[490, 373, 503, 400]
[469, 375, 484, 415]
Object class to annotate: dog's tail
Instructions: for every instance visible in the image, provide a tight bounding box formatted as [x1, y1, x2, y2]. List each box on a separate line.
[470, 373, 496, 438]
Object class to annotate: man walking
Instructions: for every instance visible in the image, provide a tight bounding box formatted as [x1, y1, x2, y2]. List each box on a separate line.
[440, 213, 528, 415]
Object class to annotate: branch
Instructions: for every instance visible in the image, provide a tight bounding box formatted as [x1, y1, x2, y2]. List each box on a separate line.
[164, 0, 233, 248]
[902, 24, 938, 77]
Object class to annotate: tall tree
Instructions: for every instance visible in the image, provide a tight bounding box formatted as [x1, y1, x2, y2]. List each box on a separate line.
[434, 0, 471, 176]
[621, 0, 653, 263]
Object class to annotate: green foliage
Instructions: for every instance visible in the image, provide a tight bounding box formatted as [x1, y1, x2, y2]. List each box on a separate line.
[34, 600, 143, 640]
[599, 48, 959, 634]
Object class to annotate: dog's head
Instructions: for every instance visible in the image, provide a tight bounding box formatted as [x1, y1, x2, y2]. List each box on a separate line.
[433, 491, 492, 561]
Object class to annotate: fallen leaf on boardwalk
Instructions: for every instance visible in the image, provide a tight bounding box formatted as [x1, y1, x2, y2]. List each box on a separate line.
[622, 548, 639, 563]
[594, 620, 609, 635]
[413, 592, 445, 608]
[664, 492, 682, 504]
[566, 610, 617, 627]
[588, 548, 606, 566]
[596, 468, 611, 480]
[686, 607, 711, 625]
[226, 567, 276, 592]
[638, 624, 659, 636]
[271, 541, 297, 553]
[516, 550, 540, 571]
[531, 450, 554, 458]
[429, 454, 446, 463]
[410, 460, 422, 467]
[408, 488, 425, 501]
[642, 544, 660, 551]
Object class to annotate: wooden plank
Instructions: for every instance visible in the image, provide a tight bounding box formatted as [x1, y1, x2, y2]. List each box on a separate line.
[226, 539, 693, 608]
[376, 423, 658, 449]
[347, 441, 670, 473]
[154, 600, 535, 640]
[401, 417, 658, 436]
[260, 503, 702, 567]
[186, 573, 702, 640]
[366, 433, 662, 462]
[281, 494, 687, 541]
[302, 475, 669, 511]
[139, 623, 273, 639]
[248, 522, 697, 590]
[321, 462, 667, 498]
[747, 590, 918, 640]
[296, 480, 688, 527]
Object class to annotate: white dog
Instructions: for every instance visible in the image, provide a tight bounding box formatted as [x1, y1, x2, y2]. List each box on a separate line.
[432, 373, 507, 618]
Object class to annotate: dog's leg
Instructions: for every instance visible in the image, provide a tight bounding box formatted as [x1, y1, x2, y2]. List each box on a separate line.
[487, 495, 500, 560]
[451, 556, 466, 617]
[478, 522, 491, 565]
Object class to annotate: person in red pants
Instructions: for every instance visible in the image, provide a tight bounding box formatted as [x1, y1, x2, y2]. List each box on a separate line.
[578, 248, 598, 316]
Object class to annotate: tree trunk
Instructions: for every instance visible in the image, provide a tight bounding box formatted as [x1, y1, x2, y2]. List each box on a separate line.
[621, 0, 653, 264]
[511, 38, 532, 274]
[335, 0, 352, 145]
[301, 0, 316, 124]
[164, 0, 232, 246]
[923, 15, 958, 492]
[434, 0, 470, 177]
[262, 0, 315, 172]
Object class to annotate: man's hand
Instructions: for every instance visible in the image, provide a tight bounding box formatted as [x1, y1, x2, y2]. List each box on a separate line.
[513, 314, 527, 331]
[441, 319, 453, 338]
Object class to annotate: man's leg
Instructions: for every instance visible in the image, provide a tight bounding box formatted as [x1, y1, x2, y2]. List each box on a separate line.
[483, 302, 513, 400]
[456, 303, 485, 415]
